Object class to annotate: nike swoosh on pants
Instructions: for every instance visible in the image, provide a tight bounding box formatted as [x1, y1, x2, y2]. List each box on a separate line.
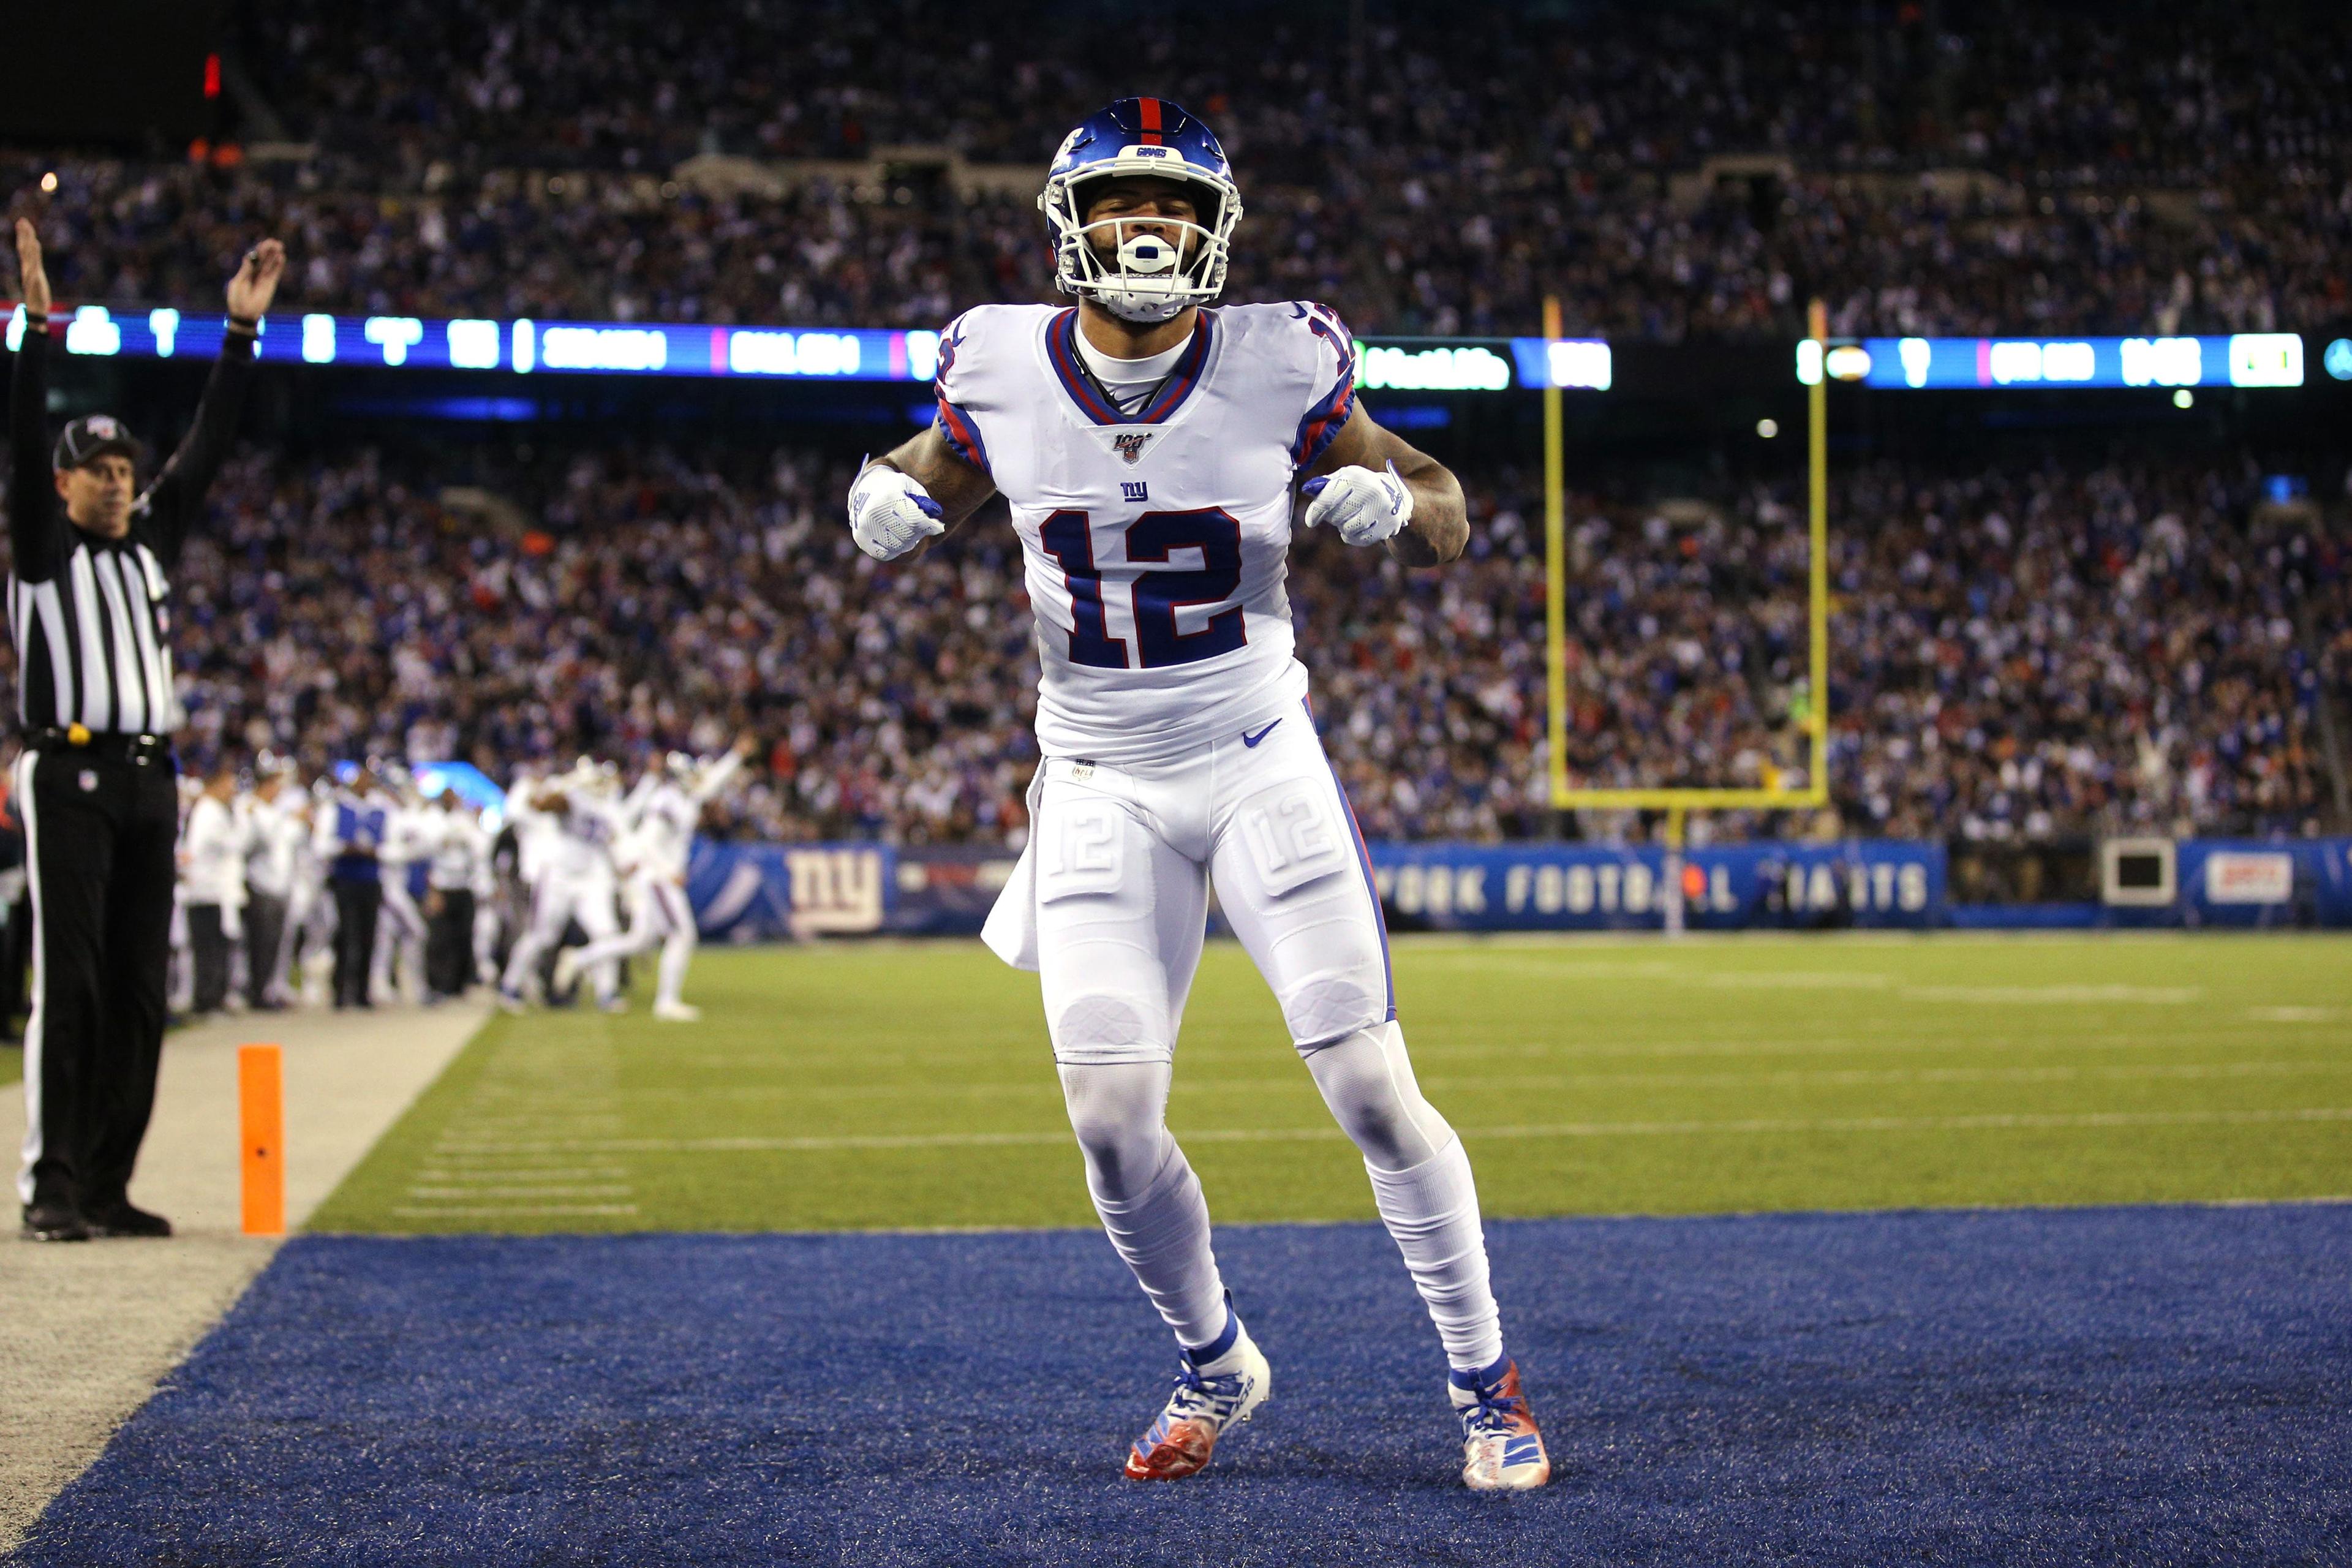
[1241, 720, 1281, 747]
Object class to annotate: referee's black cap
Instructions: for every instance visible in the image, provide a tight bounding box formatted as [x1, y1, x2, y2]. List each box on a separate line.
[52, 412, 146, 473]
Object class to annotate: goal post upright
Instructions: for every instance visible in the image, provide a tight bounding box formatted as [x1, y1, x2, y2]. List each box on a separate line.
[1542, 294, 1570, 812]
[1805, 295, 1831, 808]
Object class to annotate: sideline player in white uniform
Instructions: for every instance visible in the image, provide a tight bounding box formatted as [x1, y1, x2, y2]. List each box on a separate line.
[498, 761, 625, 1012]
[371, 768, 435, 1006]
[292, 771, 339, 1006]
[555, 738, 750, 1021]
[243, 756, 309, 1008]
[846, 98, 1546, 1491]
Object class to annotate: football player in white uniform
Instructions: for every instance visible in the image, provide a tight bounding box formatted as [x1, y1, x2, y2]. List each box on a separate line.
[497, 761, 627, 1013]
[371, 767, 436, 1006]
[845, 98, 1546, 1491]
[555, 737, 750, 1021]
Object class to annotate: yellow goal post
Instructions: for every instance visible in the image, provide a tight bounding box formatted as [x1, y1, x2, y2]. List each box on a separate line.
[1542, 295, 1833, 856]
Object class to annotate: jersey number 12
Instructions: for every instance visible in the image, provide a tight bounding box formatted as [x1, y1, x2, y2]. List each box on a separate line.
[1038, 508, 1246, 671]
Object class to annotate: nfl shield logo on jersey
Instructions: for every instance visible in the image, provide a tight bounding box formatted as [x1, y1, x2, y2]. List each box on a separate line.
[1112, 431, 1156, 466]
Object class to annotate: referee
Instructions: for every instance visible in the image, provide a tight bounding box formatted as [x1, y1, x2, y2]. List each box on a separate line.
[7, 217, 284, 1242]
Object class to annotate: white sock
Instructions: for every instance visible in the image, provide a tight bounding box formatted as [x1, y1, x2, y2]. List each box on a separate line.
[657, 932, 693, 1008]
[1087, 1136, 1229, 1353]
[1364, 1134, 1504, 1373]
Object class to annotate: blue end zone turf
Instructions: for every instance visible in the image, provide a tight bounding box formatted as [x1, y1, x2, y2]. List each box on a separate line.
[17, 1207, 2351, 1566]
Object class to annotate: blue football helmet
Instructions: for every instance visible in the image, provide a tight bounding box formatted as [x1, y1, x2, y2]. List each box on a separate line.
[1039, 97, 1243, 323]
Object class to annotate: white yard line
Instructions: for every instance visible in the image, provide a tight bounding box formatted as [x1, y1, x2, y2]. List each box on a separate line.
[586, 1056, 2352, 1104]
[396, 1025, 639, 1222]
[0, 998, 492, 1553]
[433, 1104, 2352, 1156]
[1900, 984, 2204, 1005]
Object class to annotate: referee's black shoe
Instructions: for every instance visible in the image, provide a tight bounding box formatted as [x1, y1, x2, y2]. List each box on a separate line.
[20, 1197, 91, 1242]
[83, 1199, 173, 1238]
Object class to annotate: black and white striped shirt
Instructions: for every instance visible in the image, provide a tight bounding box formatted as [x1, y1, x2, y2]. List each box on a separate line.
[9, 535, 185, 733]
[7, 318, 254, 737]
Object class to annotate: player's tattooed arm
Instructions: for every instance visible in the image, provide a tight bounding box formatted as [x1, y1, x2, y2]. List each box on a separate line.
[865, 425, 997, 545]
[1302, 402, 1468, 567]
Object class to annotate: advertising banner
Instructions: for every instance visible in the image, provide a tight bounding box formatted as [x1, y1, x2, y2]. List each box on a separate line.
[2174, 839, 2352, 928]
[681, 838, 2348, 938]
[1364, 841, 1945, 933]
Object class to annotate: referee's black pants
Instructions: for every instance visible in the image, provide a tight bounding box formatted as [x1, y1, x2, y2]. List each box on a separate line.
[13, 744, 176, 1213]
[0, 890, 31, 1034]
[331, 878, 382, 1009]
[186, 903, 233, 1016]
[243, 892, 287, 1008]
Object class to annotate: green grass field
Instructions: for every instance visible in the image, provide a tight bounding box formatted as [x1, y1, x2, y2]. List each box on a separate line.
[311, 933, 2352, 1234]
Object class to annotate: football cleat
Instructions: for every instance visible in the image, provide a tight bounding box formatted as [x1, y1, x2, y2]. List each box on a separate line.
[652, 1000, 702, 1022]
[1123, 1326, 1270, 1481]
[1450, 1357, 1551, 1491]
[496, 989, 527, 1015]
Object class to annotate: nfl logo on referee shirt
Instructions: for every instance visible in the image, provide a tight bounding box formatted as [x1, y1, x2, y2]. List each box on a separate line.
[1112, 431, 1156, 465]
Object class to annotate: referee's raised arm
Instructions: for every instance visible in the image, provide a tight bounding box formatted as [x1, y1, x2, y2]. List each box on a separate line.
[136, 238, 284, 566]
[9, 219, 64, 583]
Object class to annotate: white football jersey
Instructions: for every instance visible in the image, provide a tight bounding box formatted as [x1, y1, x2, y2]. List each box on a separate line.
[625, 780, 699, 882]
[935, 301, 1356, 762]
[549, 794, 624, 883]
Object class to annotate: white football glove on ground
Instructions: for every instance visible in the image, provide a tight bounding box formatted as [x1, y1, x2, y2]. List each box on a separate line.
[848, 464, 945, 560]
[1300, 459, 1413, 547]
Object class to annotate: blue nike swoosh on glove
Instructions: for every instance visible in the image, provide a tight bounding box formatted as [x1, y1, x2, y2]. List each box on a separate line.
[1242, 719, 1281, 747]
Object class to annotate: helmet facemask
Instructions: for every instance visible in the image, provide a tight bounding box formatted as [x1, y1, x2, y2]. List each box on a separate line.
[1042, 170, 1240, 324]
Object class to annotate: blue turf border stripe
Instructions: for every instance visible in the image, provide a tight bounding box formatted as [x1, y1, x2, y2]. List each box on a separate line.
[17, 1205, 2352, 1568]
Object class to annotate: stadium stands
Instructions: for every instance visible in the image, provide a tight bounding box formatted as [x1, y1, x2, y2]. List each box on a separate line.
[5, 0, 2345, 338]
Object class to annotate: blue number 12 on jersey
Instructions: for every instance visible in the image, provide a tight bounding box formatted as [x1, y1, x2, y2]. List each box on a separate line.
[1038, 508, 1247, 671]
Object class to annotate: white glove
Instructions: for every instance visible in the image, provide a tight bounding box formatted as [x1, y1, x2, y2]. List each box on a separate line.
[847, 464, 944, 561]
[1300, 459, 1413, 547]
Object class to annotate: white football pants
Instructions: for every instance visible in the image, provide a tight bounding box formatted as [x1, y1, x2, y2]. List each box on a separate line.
[500, 872, 620, 1003]
[1027, 706, 1504, 1372]
[372, 875, 428, 1005]
[295, 873, 336, 1005]
[565, 873, 698, 1008]
[472, 895, 502, 985]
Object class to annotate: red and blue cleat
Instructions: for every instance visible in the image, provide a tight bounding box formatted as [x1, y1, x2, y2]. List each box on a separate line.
[1450, 1356, 1551, 1491]
[1123, 1329, 1270, 1480]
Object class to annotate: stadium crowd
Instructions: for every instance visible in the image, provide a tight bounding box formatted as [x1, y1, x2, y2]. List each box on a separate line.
[2, 437, 2338, 850]
[6, 0, 2346, 340]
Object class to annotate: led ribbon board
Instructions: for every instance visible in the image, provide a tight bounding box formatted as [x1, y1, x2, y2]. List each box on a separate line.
[4, 304, 2317, 395]
[3, 304, 949, 383]
[1800, 333, 2307, 390]
[2, 300, 1619, 394]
